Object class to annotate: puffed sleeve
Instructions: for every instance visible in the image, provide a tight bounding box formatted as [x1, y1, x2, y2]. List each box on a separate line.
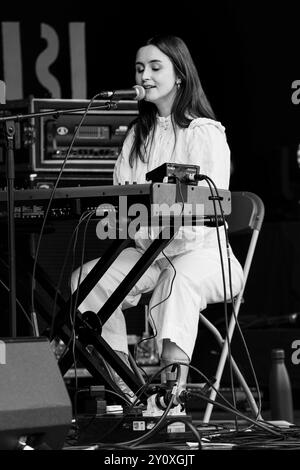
[186, 118, 231, 190]
[113, 127, 135, 185]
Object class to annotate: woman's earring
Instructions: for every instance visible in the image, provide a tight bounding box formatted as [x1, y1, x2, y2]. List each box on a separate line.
[176, 80, 181, 89]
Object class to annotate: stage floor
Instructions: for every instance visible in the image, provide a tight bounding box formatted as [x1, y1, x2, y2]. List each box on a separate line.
[62, 408, 300, 451]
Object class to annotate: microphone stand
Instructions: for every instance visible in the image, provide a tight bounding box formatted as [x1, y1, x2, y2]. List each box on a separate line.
[0, 99, 117, 337]
[4, 119, 17, 336]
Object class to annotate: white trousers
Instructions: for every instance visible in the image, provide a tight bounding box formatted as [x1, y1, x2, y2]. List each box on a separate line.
[71, 239, 244, 361]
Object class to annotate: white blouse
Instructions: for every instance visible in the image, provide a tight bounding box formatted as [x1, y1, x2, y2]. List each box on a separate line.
[113, 116, 231, 256]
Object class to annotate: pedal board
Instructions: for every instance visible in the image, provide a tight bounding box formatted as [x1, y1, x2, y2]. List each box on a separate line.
[73, 412, 195, 446]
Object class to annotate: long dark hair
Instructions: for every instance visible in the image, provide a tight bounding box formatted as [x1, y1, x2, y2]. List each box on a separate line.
[129, 35, 216, 167]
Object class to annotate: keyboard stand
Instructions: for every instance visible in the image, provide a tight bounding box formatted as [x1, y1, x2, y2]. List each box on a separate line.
[36, 226, 177, 404]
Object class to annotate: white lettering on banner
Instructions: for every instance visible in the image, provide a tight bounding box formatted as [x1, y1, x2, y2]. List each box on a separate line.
[1, 22, 23, 99]
[69, 22, 87, 99]
[35, 23, 61, 98]
[1, 21, 87, 99]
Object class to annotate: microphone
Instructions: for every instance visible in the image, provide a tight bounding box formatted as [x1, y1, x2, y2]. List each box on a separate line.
[98, 85, 145, 101]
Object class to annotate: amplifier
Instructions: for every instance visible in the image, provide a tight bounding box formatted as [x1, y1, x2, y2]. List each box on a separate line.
[0, 98, 138, 187]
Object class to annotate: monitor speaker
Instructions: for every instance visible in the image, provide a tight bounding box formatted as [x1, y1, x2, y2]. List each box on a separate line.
[0, 336, 72, 450]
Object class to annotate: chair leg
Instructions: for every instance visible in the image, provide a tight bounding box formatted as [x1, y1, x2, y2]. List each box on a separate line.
[201, 229, 262, 423]
[199, 313, 262, 423]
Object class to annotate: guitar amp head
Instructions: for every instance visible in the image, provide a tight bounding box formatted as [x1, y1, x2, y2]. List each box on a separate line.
[0, 98, 138, 187]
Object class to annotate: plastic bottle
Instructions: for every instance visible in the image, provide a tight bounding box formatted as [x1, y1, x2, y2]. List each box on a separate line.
[269, 348, 294, 423]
